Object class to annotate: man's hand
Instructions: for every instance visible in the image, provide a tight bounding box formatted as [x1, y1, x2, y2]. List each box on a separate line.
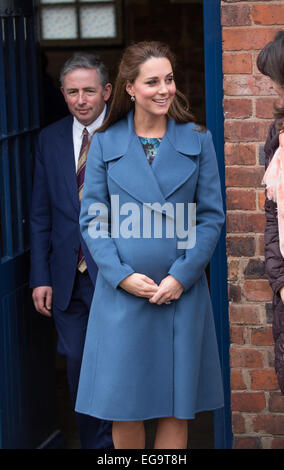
[32, 286, 53, 317]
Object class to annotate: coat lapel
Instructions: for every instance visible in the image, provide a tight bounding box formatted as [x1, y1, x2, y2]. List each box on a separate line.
[104, 111, 167, 206]
[109, 133, 168, 207]
[56, 107, 111, 213]
[151, 117, 201, 199]
[103, 110, 201, 207]
[57, 115, 80, 212]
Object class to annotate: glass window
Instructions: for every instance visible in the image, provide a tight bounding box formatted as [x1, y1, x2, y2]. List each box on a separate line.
[42, 6, 77, 39]
[39, 0, 122, 45]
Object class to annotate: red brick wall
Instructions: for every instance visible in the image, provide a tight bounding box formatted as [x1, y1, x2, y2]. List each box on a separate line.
[221, 0, 284, 448]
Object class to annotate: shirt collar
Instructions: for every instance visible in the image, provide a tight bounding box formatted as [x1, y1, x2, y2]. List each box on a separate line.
[73, 105, 107, 136]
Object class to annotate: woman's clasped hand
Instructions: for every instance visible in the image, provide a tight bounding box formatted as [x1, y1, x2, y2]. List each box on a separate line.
[119, 273, 184, 305]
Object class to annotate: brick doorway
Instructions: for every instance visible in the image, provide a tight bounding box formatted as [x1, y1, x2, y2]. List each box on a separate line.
[41, 0, 218, 449]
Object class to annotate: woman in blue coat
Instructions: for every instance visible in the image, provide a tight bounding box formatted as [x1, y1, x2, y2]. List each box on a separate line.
[76, 41, 225, 449]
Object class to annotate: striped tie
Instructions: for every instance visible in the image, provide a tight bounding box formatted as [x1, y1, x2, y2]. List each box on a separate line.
[77, 127, 89, 273]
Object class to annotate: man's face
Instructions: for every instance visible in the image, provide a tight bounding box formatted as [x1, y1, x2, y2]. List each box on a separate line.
[61, 67, 112, 126]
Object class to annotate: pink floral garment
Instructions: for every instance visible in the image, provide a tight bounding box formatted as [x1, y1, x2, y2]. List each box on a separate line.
[263, 132, 284, 257]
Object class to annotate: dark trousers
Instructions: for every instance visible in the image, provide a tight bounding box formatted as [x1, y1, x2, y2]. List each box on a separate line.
[52, 270, 113, 449]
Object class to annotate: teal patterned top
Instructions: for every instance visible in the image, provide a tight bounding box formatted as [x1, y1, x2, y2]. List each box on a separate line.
[139, 137, 162, 165]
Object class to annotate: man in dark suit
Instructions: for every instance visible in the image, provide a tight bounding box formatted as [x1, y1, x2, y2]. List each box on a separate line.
[30, 53, 113, 449]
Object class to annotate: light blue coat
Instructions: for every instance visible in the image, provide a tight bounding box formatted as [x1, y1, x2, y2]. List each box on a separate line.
[75, 110, 225, 421]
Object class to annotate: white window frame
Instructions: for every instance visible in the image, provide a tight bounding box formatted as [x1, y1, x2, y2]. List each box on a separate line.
[39, 0, 123, 46]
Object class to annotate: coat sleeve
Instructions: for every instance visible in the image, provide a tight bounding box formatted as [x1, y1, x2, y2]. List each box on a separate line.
[29, 132, 52, 288]
[168, 130, 225, 292]
[79, 133, 135, 289]
[264, 123, 284, 294]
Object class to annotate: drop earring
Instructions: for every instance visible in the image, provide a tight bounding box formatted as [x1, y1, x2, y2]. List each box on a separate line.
[130, 95, 135, 102]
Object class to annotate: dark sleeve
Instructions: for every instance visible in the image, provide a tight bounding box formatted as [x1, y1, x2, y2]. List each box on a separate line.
[29, 132, 52, 288]
[264, 122, 284, 294]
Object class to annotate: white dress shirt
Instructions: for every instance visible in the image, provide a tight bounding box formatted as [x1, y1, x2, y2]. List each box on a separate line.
[73, 105, 107, 170]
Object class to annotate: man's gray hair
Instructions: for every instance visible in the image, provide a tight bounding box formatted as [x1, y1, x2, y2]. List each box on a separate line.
[60, 53, 109, 87]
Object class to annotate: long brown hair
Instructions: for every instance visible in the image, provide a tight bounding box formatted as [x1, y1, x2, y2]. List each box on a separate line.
[98, 41, 198, 133]
[257, 31, 284, 133]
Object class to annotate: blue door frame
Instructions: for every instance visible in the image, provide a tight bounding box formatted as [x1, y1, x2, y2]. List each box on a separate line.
[203, 0, 233, 449]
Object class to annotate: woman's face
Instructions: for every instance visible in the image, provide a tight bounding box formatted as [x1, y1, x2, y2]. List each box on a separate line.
[126, 57, 176, 120]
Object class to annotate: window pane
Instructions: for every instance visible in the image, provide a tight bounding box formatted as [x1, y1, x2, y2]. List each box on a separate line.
[80, 5, 116, 38]
[41, 7, 77, 39]
[40, 0, 75, 4]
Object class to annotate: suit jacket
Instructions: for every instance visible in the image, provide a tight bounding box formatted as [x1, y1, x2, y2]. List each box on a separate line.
[75, 109, 225, 420]
[30, 114, 98, 311]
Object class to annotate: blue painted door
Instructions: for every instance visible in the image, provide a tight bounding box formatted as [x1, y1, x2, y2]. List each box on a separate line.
[0, 0, 57, 448]
[203, 0, 233, 449]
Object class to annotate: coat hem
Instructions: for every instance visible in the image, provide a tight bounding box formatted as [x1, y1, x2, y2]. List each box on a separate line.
[75, 402, 224, 422]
